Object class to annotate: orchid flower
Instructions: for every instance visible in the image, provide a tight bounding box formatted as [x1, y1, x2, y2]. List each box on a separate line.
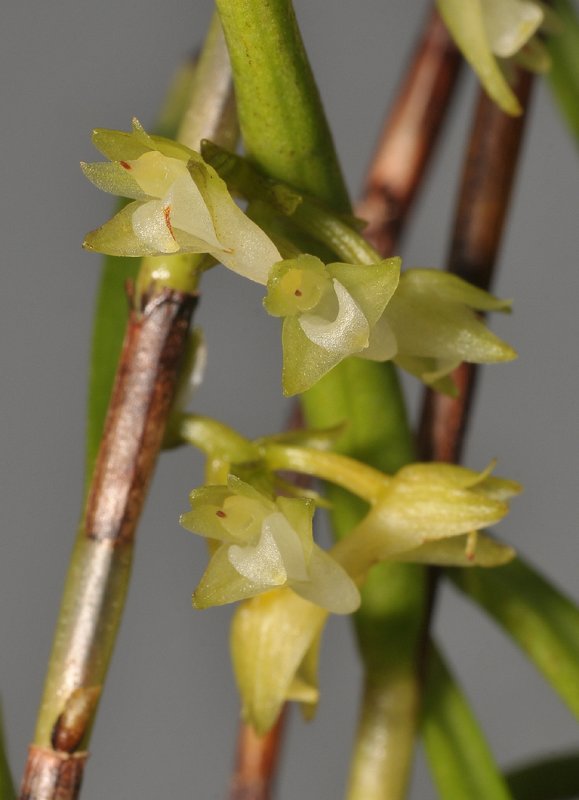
[263, 254, 401, 395]
[179, 475, 360, 614]
[82, 119, 281, 284]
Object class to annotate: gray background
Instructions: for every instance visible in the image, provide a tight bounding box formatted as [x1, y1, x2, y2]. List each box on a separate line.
[1, 1, 578, 797]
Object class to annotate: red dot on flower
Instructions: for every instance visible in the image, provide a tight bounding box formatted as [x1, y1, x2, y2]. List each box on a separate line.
[216, 510, 227, 518]
[120, 161, 131, 170]
[294, 289, 303, 297]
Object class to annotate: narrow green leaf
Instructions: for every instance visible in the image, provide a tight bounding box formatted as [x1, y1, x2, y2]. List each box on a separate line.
[215, 0, 350, 212]
[449, 557, 579, 718]
[0, 702, 15, 800]
[546, 0, 579, 143]
[422, 645, 514, 800]
[506, 751, 579, 800]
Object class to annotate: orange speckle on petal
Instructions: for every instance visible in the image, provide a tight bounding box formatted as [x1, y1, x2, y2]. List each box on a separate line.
[216, 510, 227, 518]
[163, 205, 176, 240]
[120, 161, 131, 170]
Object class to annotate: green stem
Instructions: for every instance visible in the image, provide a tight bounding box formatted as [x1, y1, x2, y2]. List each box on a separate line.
[262, 442, 389, 503]
[347, 669, 419, 800]
[214, 0, 349, 212]
[174, 413, 258, 463]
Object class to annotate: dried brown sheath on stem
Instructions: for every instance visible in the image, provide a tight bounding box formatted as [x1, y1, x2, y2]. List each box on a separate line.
[20, 289, 198, 800]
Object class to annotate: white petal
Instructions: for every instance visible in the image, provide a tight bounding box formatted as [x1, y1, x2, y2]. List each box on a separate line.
[264, 512, 308, 582]
[299, 280, 369, 355]
[166, 174, 224, 252]
[357, 313, 398, 361]
[228, 528, 287, 587]
[291, 547, 360, 614]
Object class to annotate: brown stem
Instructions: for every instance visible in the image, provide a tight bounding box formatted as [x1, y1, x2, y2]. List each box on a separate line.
[229, 710, 287, 800]
[19, 289, 198, 800]
[416, 71, 534, 686]
[357, 7, 462, 256]
[417, 71, 534, 462]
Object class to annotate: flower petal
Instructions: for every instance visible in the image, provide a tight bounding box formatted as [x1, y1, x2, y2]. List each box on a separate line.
[264, 512, 309, 581]
[83, 202, 162, 257]
[327, 257, 401, 327]
[436, 0, 522, 114]
[482, 0, 543, 58]
[357, 313, 398, 361]
[127, 151, 192, 199]
[188, 161, 281, 284]
[291, 546, 361, 614]
[165, 174, 224, 252]
[193, 545, 270, 608]
[385, 272, 517, 364]
[392, 531, 515, 567]
[81, 161, 149, 200]
[281, 315, 348, 396]
[399, 269, 512, 312]
[131, 199, 181, 254]
[299, 280, 370, 354]
[231, 589, 328, 733]
[228, 526, 288, 587]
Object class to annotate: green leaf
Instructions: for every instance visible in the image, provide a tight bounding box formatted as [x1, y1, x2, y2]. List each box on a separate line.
[0, 702, 15, 800]
[422, 645, 514, 800]
[546, 0, 579, 143]
[449, 556, 579, 718]
[506, 751, 579, 800]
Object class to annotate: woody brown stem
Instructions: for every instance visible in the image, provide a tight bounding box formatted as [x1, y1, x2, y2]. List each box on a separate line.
[19, 289, 197, 800]
[417, 70, 534, 463]
[229, 710, 287, 800]
[416, 72, 534, 696]
[357, 7, 462, 255]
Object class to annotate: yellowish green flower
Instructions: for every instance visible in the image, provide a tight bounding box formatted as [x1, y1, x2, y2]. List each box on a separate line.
[230, 461, 519, 734]
[82, 119, 281, 284]
[333, 462, 520, 579]
[264, 254, 401, 396]
[437, 0, 549, 114]
[179, 476, 360, 614]
[265, 257, 515, 396]
[381, 269, 517, 394]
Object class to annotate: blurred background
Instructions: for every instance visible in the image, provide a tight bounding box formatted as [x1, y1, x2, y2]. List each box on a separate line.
[1, 1, 578, 797]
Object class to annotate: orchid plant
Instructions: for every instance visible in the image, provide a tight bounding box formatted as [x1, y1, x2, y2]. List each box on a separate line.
[6, 2, 579, 800]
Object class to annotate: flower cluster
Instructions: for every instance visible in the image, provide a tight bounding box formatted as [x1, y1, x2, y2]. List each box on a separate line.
[220, 461, 519, 733]
[437, 0, 551, 114]
[83, 121, 516, 397]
